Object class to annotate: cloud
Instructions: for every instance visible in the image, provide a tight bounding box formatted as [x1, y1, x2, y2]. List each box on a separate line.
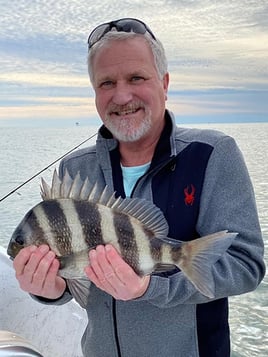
[0, 71, 88, 88]
[0, 0, 267, 124]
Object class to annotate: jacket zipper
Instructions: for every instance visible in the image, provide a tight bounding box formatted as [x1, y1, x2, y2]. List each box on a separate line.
[112, 298, 122, 357]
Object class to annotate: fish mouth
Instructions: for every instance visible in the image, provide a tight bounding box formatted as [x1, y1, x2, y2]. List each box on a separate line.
[7, 241, 23, 259]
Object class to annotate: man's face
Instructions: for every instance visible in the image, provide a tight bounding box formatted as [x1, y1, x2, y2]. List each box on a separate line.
[91, 37, 169, 142]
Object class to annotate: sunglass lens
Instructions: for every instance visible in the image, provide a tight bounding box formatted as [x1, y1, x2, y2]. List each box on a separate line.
[116, 19, 146, 34]
[88, 18, 155, 49]
[88, 24, 109, 48]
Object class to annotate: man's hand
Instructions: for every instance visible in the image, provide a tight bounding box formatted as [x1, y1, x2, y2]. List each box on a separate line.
[84, 244, 150, 300]
[13, 245, 66, 299]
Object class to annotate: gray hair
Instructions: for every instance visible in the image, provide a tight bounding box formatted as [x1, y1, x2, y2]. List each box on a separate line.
[87, 31, 168, 84]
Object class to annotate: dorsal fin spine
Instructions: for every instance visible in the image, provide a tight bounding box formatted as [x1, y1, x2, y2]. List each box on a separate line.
[80, 177, 91, 200]
[61, 169, 73, 198]
[40, 177, 51, 200]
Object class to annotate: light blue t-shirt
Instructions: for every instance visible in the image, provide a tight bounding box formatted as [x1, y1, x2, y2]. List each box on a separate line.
[121, 162, 151, 197]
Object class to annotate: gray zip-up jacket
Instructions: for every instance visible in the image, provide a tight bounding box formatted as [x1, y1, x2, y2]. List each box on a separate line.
[38, 110, 265, 357]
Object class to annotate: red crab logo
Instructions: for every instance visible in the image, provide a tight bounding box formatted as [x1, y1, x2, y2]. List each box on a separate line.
[184, 184, 195, 206]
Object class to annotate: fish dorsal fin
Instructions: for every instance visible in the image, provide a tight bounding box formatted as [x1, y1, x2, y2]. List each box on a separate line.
[41, 169, 96, 201]
[110, 197, 169, 239]
[51, 168, 62, 198]
[41, 169, 121, 204]
[40, 177, 52, 200]
[40, 169, 169, 238]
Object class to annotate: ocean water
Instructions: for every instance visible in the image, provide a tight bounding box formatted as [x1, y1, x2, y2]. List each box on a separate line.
[0, 122, 267, 356]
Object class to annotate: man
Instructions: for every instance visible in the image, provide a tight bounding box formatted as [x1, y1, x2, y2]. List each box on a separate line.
[13, 18, 265, 357]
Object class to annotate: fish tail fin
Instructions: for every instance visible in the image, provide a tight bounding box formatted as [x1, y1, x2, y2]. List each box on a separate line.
[175, 230, 237, 298]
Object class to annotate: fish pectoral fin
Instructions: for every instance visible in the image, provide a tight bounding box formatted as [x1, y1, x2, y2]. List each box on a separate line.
[154, 263, 177, 273]
[66, 277, 91, 309]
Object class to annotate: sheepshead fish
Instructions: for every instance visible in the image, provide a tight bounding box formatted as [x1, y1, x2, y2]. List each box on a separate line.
[8, 169, 237, 307]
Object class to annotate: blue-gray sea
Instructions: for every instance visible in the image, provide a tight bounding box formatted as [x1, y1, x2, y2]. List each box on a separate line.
[0, 122, 267, 356]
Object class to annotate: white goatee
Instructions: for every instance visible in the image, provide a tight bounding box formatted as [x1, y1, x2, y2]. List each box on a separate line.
[105, 106, 152, 142]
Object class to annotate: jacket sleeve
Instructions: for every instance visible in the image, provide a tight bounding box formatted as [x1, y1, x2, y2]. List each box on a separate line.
[30, 289, 73, 305]
[138, 135, 266, 307]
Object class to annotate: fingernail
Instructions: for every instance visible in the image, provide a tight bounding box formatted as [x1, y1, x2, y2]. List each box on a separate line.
[89, 249, 96, 258]
[105, 244, 112, 252]
[96, 245, 105, 253]
[47, 251, 55, 260]
[39, 245, 49, 254]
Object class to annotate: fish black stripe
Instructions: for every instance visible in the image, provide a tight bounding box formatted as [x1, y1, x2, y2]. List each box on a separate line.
[41, 200, 72, 255]
[113, 212, 141, 275]
[25, 208, 47, 246]
[73, 201, 104, 249]
[171, 245, 183, 264]
[147, 230, 163, 263]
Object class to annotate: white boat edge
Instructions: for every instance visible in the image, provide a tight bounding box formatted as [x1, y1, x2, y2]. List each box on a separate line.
[0, 245, 87, 357]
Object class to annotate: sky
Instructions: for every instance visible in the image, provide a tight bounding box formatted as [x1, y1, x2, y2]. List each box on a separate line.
[0, 0, 267, 127]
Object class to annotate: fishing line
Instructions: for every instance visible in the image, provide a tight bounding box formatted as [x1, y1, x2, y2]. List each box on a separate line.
[0, 132, 98, 203]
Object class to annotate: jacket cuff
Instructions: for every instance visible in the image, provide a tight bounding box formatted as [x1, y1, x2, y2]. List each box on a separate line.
[30, 289, 73, 305]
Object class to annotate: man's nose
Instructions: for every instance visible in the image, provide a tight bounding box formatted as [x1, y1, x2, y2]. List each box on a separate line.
[112, 82, 133, 105]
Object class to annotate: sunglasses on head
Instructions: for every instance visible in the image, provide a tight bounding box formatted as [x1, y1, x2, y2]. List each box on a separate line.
[87, 18, 156, 50]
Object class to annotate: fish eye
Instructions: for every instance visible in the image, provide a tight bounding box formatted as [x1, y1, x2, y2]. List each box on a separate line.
[15, 234, 25, 245]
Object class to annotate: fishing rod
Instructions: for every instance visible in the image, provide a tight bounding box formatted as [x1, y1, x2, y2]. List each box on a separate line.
[0, 132, 98, 203]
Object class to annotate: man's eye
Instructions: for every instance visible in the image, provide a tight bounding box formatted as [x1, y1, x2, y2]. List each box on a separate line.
[131, 76, 144, 82]
[100, 81, 114, 88]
